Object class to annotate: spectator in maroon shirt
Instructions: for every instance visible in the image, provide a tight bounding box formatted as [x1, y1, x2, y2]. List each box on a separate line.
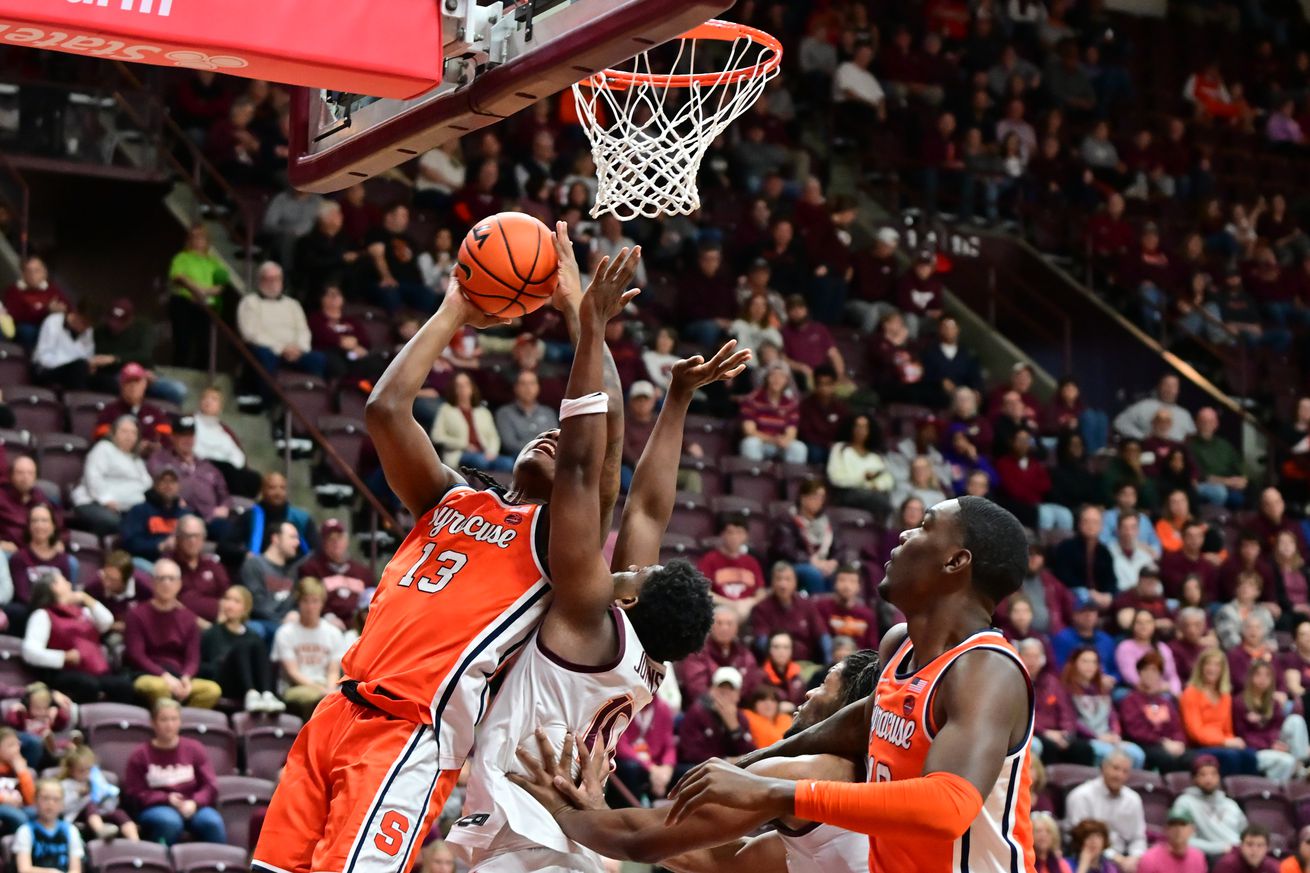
[698, 515, 767, 622]
[124, 559, 221, 709]
[93, 364, 173, 446]
[815, 566, 877, 648]
[613, 694, 677, 806]
[987, 362, 1042, 420]
[205, 98, 265, 188]
[1018, 638, 1095, 766]
[297, 519, 373, 627]
[896, 251, 946, 337]
[1232, 660, 1301, 780]
[123, 700, 226, 844]
[165, 515, 229, 627]
[749, 562, 830, 663]
[1085, 193, 1135, 268]
[1118, 223, 1175, 335]
[1211, 827, 1279, 873]
[870, 310, 932, 406]
[676, 607, 761, 701]
[739, 362, 807, 465]
[920, 113, 965, 220]
[1217, 532, 1276, 603]
[678, 245, 738, 347]
[450, 160, 505, 232]
[9, 504, 75, 608]
[1, 256, 70, 348]
[309, 285, 372, 381]
[1252, 486, 1308, 559]
[170, 71, 231, 140]
[1168, 606, 1219, 687]
[797, 365, 849, 464]
[781, 297, 846, 390]
[1160, 521, 1220, 600]
[1111, 569, 1173, 635]
[0, 456, 60, 549]
[675, 666, 756, 772]
[1141, 408, 1192, 479]
[847, 227, 901, 332]
[1119, 651, 1191, 773]
[769, 479, 844, 595]
[83, 550, 152, 634]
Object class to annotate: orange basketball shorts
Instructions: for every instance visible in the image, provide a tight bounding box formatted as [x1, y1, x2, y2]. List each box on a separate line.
[251, 692, 460, 873]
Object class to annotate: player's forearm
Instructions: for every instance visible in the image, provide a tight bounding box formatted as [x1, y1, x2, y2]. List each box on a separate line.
[738, 697, 870, 767]
[367, 307, 461, 414]
[560, 301, 624, 529]
[557, 804, 741, 865]
[625, 388, 691, 527]
[555, 308, 608, 484]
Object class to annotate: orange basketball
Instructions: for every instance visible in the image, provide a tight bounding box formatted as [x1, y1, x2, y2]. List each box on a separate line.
[456, 212, 559, 318]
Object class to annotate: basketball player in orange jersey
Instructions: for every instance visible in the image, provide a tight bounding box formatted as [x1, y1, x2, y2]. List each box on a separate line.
[665, 496, 1037, 873]
[251, 225, 636, 873]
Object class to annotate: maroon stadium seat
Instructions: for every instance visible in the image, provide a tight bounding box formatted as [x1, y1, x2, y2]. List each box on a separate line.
[0, 342, 29, 387]
[680, 457, 722, 498]
[216, 775, 276, 850]
[683, 414, 728, 459]
[234, 713, 302, 778]
[66, 529, 104, 588]
[708, 495, 767, 543]
[6, 386, 64, 434]
[722, 457, 780, 504]
[828, 507, 879, 530]
[779, 463, 825, 500]
[1164, 771, 1193, 796]
[0, 429, 30, 451]
[87, 838, 173, 873]
[659, 532, 701, 565]
[79, 703, 154, 777]
[1225, 776, 1295, 837]
[343, 303, 392, 352]
[667, 493, 715, 541]
[35, 433, 89, 495]
[170, 843, 250, 873]
[181, 708, 238, 776]
[63, 392, 117, 441]
[337, 381, 369, 420]
[277, 373, 332, 436]
[1044, 764, 1099, 816]
[319, 416, 368, 473]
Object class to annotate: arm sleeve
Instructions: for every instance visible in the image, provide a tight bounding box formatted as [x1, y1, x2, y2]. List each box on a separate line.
[85, 601, 114, 634]
[21, 610, 68, 670]
[1126, 796, 1147, 856]
[794, 771, 984, 841]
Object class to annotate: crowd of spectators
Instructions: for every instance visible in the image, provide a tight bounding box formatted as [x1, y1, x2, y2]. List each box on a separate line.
[4, 0, 1310, 867]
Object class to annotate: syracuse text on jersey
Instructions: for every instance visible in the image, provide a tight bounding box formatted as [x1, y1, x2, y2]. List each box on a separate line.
[428, 505, 520, 549]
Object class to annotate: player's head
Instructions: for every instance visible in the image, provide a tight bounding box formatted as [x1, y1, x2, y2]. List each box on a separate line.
[510, 428, 560, 501]
[879, 496, 1027, 613]
[615, 559, 714, 664]
[788, 648, 880, 735]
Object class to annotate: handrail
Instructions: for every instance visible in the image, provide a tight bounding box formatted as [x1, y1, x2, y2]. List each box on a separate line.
[195, 301, 402, 566]
[0, 150, 30, 260]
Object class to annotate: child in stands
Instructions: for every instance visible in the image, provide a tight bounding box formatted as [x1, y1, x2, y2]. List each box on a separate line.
[0, 727, 35, 835]
[3, 683, 75, 769]
[58, 747, 139, 842]
[14, 779, 83, 873]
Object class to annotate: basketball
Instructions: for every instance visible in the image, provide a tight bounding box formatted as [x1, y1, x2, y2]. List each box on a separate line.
[456, 212, 559, 318]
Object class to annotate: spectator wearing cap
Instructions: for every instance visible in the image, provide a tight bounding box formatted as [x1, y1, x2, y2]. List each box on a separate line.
[166, 515, 229, 626]
[191, 386, 261, 498]
[779, 296, 844, 390]
[124, 559, 221, 708]
[2, 256, 70, 348]
[148, 416, 230, 537]
[1212, 827, 1278, 873]
[675, 666, 755, 773]
[1063, 751, 1148, 868]
[229, 472, 317, 558]
[237, 261, 327, 393]
[739, 362, 807, 465]
[93, 364, 174, 446]
[91, 298, 187, 405]
[847, 227, 901, 333]
[308, 284, 373, 382]
[1052, 506, 1117, 611]
[30, 307, 111, 392]
[0, 456, 61, 551]
[797, 365, 849, 465]
[1053, 595, 1118, 681]
[297, 519, 373, 627]
[494, 370, 559, 464]
[1120, 651, 1192, 773]
[750, 563, 830, 664]
[677, 606, 761, 702]
[1188, 409, 1246, 510]
[896, 252, 945, 338]
[698, 516, 767, 623]
[167, 225, 228, 371]
[1137, 806, 1207, 873]
[118, 468, 187, 565]
[1114, 375, 1197, 443]
[72, 416, 153, 537]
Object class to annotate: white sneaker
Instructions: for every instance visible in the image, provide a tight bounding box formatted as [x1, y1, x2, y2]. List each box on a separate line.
[244, 689, 263, 712]
[261, 691, 287, 713]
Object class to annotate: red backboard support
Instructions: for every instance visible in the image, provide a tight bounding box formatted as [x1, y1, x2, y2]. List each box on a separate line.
[288, 0, 733, 193]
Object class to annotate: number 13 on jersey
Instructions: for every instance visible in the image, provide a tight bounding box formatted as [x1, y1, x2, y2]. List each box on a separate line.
[397, 544, 467, 593]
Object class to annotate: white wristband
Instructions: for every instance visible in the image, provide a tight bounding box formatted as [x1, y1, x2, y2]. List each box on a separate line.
[560, 391, 609, 420]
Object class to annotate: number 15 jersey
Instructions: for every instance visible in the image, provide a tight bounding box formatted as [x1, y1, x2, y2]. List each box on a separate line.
[340, 485, 552, 770]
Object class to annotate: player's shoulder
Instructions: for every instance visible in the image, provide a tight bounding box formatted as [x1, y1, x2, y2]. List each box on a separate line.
[877, 623, 909, 664]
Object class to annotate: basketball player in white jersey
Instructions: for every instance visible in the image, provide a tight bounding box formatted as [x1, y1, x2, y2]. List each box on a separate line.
[447, 247, 750, 873]
[508, 649, 881, 873]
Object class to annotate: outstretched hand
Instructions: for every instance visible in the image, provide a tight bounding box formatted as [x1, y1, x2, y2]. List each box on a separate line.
[551, 221, 584, 315]
[664, 758, 792, 827]
[440, 275, 514, 330]
[583, 247, 642, 322]
[508, 728, 610, 818]
[669, 339, 752, 399]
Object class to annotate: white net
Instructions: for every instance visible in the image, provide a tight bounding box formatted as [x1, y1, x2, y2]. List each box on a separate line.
[572, 22, 781, 221]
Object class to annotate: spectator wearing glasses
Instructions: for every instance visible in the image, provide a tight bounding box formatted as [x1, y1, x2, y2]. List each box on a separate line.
[237, 262, 327, 392]
[166, 515, 229, 627]
[123, 559, 221, 709]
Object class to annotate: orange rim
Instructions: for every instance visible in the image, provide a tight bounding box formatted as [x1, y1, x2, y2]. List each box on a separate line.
[588, 19, 782, 90]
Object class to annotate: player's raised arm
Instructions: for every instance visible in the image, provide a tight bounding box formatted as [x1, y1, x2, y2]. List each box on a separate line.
[365, 284, 508, 519]
[611, 341, 750, 570]
[551, 222, 625, 547]
[546, 249, 642, 634]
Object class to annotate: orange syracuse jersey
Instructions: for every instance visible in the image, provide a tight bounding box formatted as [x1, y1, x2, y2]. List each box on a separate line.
[341, 485, 551, 769]
[866, 629, 1036, 873]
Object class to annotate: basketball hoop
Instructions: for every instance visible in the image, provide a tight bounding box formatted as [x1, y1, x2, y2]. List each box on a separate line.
[572, 20, 782, 221]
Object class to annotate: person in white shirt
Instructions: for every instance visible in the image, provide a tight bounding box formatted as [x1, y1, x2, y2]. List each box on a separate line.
[1113, 374, 1197, 442]
[1064, 751, 1148, 872]
[272, 577, 344, 719]
[826, 414, 894, 519]
[71, 416, 152, 535]
[31, 309, 113, 392]
[414, 140, 466, 212]
[832, 43, 885, 124]
[237, 261, 327, 389]
[262, 189, 323, 267]
[1107, 513, 1158, 592]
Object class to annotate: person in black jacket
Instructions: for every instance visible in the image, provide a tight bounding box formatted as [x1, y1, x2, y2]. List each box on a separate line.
[1051, 504, 1117, 610]
[921, 316, 982, 407]
[1049, 431, 1105, 510]
[118, 469, 187, 562]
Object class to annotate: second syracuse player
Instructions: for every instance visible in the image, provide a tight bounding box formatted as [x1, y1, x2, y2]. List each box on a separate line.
[666, 497, 1037, 873]
[251, 223, 628, 873]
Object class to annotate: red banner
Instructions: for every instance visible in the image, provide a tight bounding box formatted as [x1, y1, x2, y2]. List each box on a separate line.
[0, 0, 443, 99]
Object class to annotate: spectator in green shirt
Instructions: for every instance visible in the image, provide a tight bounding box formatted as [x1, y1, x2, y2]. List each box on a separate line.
[1189, 407, 1247, 509]
[168, 225, 229, 370]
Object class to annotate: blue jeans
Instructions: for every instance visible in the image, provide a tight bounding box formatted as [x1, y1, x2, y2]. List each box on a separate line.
[372, 282, 437, 314]
[0, 805, 30, 835]
[794, 562, 830, 595]
[138, 804, 227, 845]
[18, 733, 42, 769]
[1079, 409, 1110, 454]
[1193, 746, 1260, 776]
[146, 377, 189, 406]
[1196, 481, 1245, 509]
[740, 436, 808, 464]
[248, 345, 328, 380]
[1037, 503, 1074, 532]
[1089, 738, 1145, 769]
